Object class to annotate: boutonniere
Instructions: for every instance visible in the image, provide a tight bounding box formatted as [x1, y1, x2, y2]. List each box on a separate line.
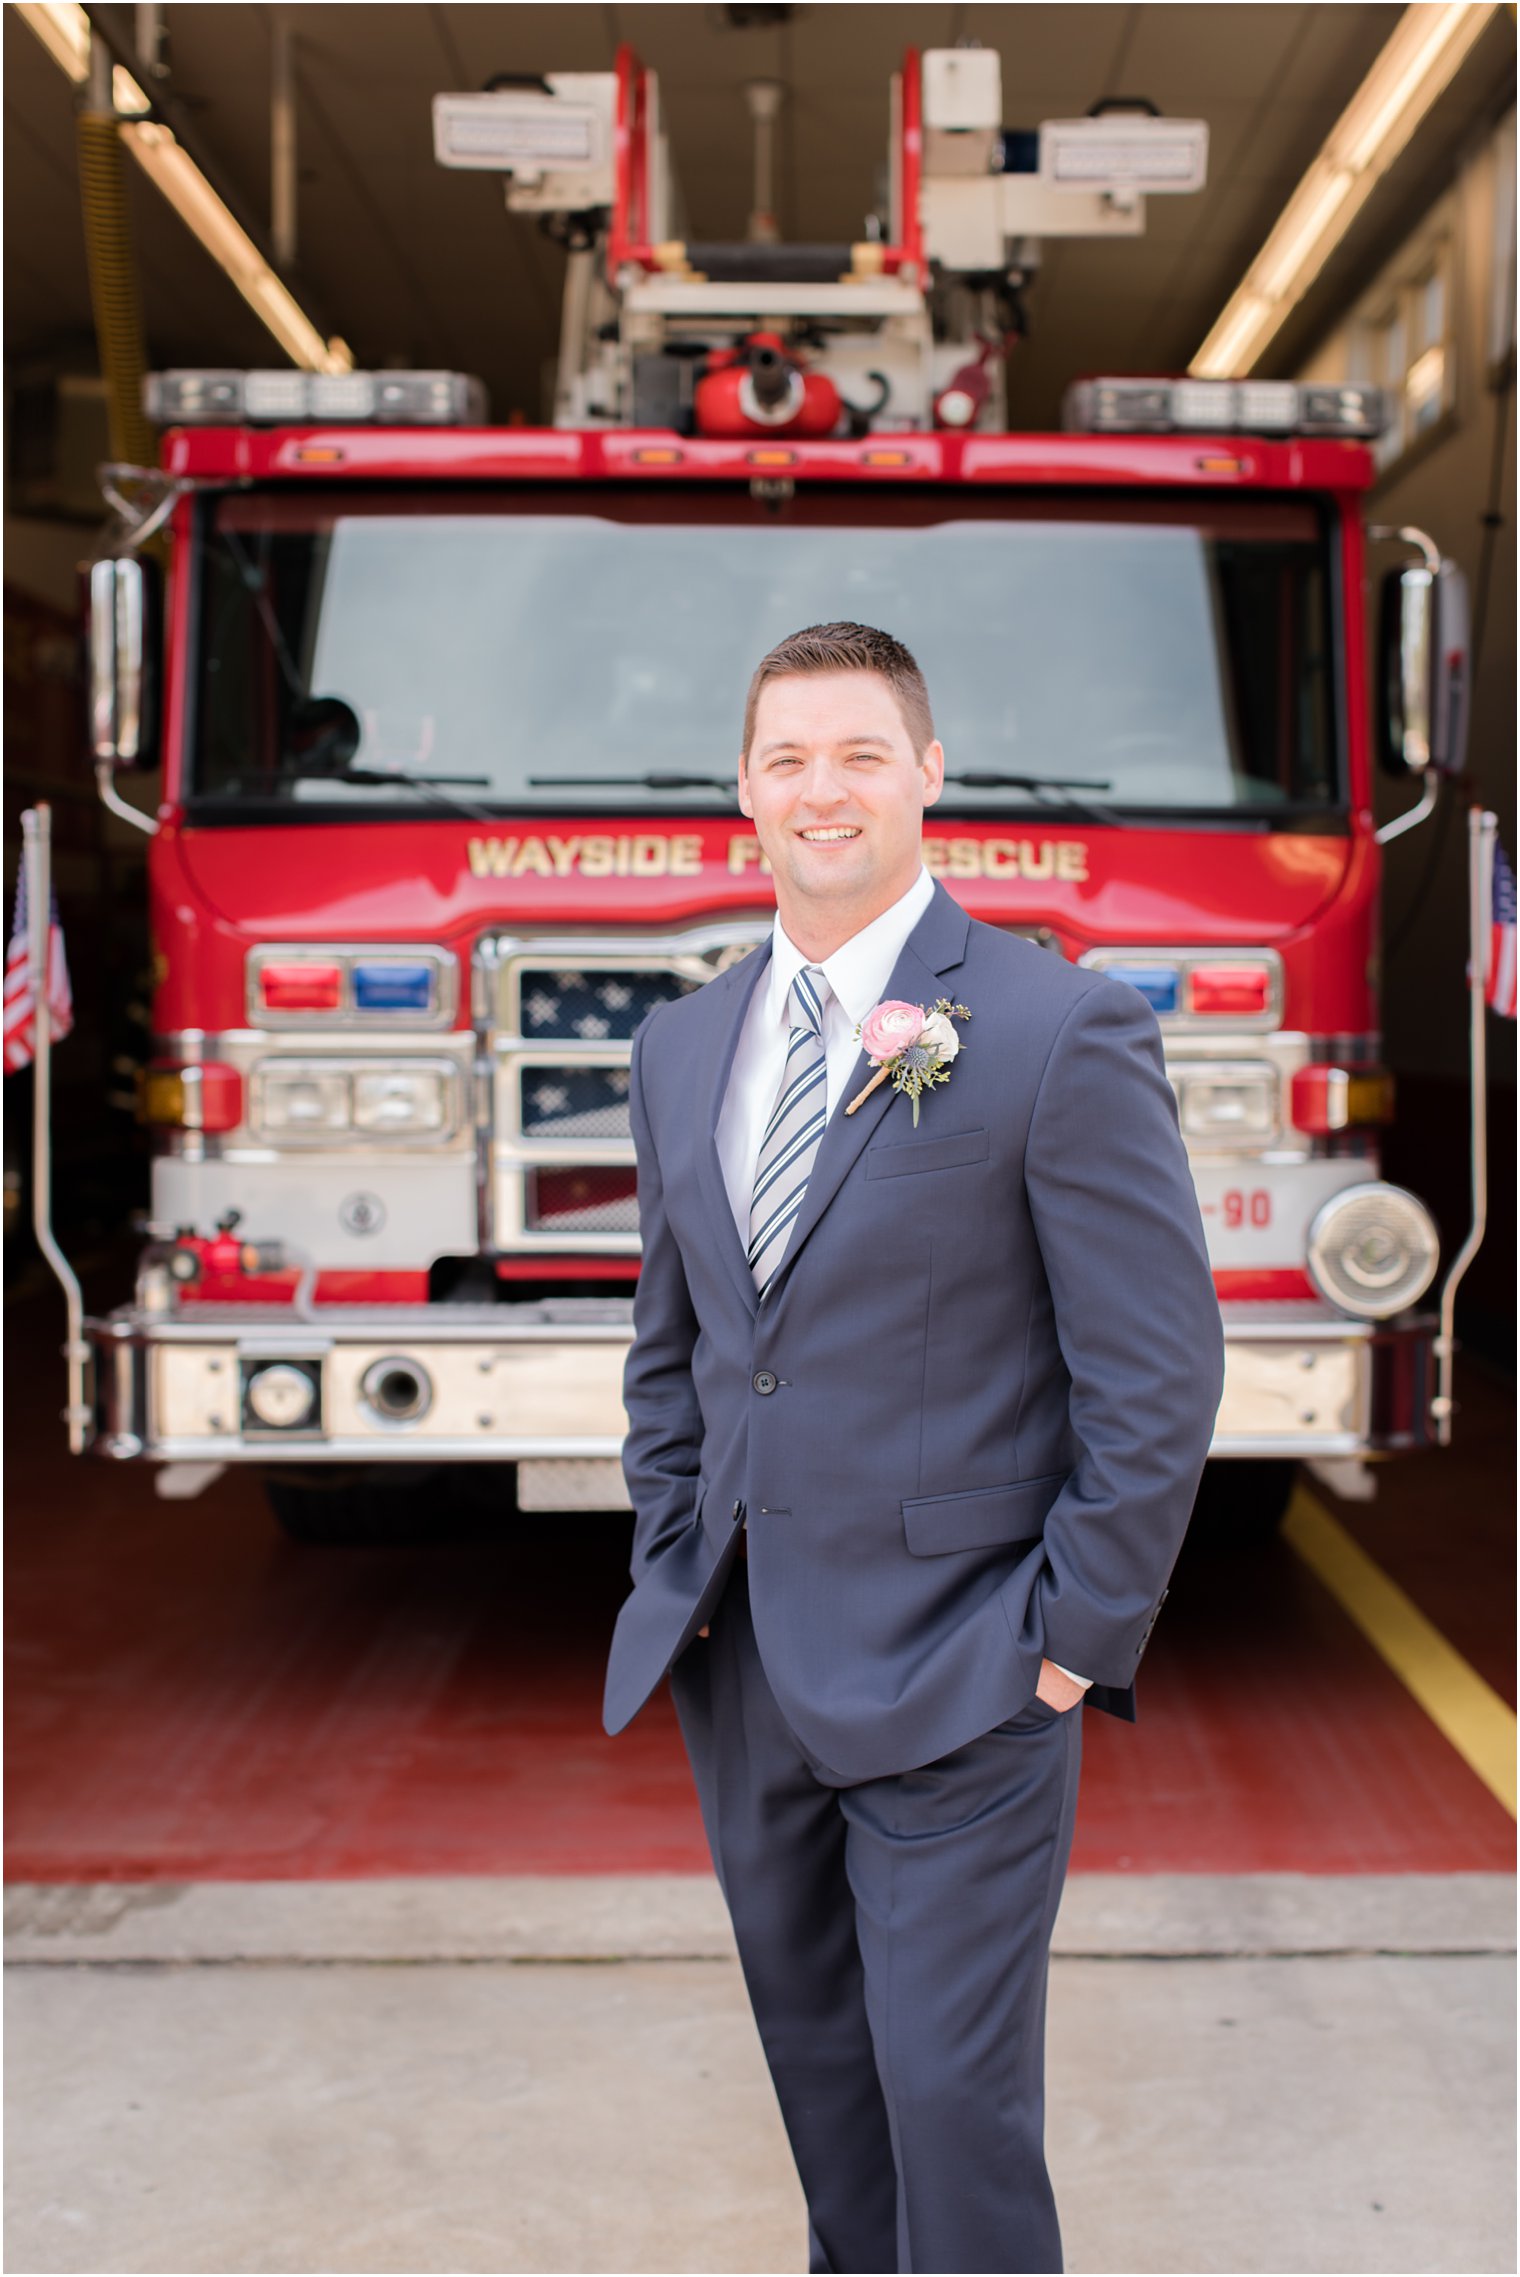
[846, 998, 972, 1126]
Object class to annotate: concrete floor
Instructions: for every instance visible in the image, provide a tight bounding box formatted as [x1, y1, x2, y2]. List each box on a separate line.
[7, 1875, 1515, 2276]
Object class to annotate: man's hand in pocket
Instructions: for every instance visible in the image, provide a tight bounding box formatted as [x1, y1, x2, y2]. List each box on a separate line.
[1035, 1659, 1087, 1714]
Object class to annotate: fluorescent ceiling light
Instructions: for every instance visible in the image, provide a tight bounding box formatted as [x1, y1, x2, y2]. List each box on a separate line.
[17, 0, 349, 374]
[1199, 293, 1274, 378]
[1193, 2, 1498, 377]
[1338, 5, 1489, 170]
[1250, 169, 1355, 302]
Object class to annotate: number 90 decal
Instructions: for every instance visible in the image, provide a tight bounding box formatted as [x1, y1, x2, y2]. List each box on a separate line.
[1222, 1188, 1272, 1228]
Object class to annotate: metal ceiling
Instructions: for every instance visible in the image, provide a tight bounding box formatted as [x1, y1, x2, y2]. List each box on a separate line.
[4, 4, 1514, 432]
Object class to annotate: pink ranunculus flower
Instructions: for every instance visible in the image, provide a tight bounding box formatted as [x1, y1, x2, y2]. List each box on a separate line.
[859, 999, 927, 1063]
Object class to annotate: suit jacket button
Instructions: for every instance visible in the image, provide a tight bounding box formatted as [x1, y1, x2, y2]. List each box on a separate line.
[752, 1371, 777, 1395]
[732, 1499, 745, 1519]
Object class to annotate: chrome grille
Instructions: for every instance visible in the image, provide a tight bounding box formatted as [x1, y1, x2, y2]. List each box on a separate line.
[481, 925, 769, 1253]
[527, 1167, 640, 1236]
[515, 966, 698, 1042]
[520, 1065, 631, 1142]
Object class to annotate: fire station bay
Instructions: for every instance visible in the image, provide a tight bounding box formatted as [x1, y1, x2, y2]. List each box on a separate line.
[4, 9, 1515, 2275]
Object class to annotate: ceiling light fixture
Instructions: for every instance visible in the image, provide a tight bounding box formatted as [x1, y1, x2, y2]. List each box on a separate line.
[16, 0, 349, 375]
[1192, 2, 1498, 377]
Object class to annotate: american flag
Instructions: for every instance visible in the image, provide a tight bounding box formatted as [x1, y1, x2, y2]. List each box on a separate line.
[3, 859, 74, 1072]
[1486, 836, 1517, 1021]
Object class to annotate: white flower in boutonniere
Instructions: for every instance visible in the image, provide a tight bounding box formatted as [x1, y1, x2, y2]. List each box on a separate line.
[918, 1009, 962, 1062]
[846, 996, 972, 1127]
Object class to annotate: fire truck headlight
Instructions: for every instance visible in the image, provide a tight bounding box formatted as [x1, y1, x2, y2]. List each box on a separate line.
[1306, 1183, 1439, 1319]
[1176, 1067, 1276, 1142]
[259, 1071, 352, 1133]
[353, 1070, 447, 1134]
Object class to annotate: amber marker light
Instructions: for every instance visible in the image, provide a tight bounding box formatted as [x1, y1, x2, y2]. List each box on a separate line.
[293, 446, 345, 463]
[746, 447, 797, 467]
[632, 446, 683, 465]
[862, 448, 913, 467]
[141, 1063, 244, 1131]
[141, 1070, 185, 1126]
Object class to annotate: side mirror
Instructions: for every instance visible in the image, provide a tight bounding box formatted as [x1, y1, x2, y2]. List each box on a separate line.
[88, 555, 161, 770]
[1377, 552, 1470, 779]
[287, 695, 362, 776]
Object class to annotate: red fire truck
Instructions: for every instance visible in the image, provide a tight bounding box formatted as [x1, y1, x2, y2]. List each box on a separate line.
[65, 46, 1480, 1541]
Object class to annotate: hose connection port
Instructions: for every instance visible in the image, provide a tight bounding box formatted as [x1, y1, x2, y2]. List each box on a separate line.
[358, 1357, 434, 1427]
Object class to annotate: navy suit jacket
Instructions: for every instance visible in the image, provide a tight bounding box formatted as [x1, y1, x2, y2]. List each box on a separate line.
[602, 877, 1225, 1781]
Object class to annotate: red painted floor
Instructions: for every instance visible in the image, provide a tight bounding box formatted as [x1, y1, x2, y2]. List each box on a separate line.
[5, 1261, 1515, 1880]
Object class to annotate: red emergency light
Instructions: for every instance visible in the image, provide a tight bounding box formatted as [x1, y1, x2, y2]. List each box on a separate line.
[1186, 963, 1271, 1017]
[1290, 1065, 1396, 1133]
[259, 962, 344, 1013]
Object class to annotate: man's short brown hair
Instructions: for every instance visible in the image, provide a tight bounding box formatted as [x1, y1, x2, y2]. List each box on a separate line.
[742, 622, 936, 762]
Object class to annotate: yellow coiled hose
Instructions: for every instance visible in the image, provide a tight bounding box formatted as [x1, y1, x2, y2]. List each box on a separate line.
[76, 108, 156, 469]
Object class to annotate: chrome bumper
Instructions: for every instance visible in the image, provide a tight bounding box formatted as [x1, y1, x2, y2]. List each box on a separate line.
[84, 1300, 635, 1464]
[84, 1297, 1439, 1466]
[1211, 1302, 1437, 1456]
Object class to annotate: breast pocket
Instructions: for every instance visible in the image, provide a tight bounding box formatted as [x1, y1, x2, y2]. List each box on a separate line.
[901, 1471, 1065, 1556]
[865, 1126, 990, 1179]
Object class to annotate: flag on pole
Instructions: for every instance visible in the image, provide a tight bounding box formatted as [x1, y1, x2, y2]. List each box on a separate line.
[3, 860, 74, 1072]
[1486, 835, 1517, 1021]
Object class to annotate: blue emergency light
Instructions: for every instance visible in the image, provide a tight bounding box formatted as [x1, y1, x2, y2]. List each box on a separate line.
[351, 961, 437, 1012]
[1110, 965, 1180, 1015]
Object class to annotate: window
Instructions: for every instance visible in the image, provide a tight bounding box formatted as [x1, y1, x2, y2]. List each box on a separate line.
[1347, 229, 1455, 470]
[1405, 267, 1447, 436]
[188, 489, 1341, 822]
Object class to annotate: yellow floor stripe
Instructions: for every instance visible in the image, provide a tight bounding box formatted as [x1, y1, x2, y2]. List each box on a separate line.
[1284, 1486, 1517, 1819]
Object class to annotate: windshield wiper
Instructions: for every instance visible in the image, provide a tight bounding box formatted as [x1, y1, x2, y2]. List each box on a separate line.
[326, 768, 491, 788]
[527, 772, 738, 794]
[317, 767, 500, 823]
[944, 771, 1111, 792]
[941, 771, 1127, 829]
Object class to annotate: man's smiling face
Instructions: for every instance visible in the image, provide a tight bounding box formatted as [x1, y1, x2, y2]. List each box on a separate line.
[739, 670, 944, 941]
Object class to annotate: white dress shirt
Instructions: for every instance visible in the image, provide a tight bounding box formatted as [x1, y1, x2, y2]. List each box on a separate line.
[715, 863, 1091, 1693]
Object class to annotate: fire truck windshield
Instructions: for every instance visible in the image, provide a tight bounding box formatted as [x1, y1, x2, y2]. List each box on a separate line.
[189, 488, 1340, 821]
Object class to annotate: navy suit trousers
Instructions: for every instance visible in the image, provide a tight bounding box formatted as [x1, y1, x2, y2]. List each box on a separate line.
[670, 1557, 1084, 2276]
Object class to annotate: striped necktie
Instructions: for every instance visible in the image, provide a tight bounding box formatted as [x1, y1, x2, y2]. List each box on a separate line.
[747, 965, 831, 1295]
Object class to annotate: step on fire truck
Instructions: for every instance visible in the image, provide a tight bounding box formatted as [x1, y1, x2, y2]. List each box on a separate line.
[62, 46, 1483, 1541]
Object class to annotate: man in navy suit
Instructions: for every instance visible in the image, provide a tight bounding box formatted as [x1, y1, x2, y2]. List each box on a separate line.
[604, 623, 1224, 2272]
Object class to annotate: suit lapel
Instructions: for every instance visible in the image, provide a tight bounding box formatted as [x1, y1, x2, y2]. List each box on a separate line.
[694, 938, 773, 1318]
[765, 881, 971, 1296]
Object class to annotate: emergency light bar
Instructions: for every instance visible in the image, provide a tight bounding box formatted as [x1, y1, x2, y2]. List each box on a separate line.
[1062, 376, 1386, 440]
[144, 369, 489, 427]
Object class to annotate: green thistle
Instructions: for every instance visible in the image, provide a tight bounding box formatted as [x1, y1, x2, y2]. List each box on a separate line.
[888, 999, 971, 1125]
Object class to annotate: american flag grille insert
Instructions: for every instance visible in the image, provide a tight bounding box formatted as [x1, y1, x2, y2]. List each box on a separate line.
[520, 1066, 631, 1142]
[514, 967, 698, 1043]
[528, 1167, 640, 1236]
[486, 930, 766, 1251]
